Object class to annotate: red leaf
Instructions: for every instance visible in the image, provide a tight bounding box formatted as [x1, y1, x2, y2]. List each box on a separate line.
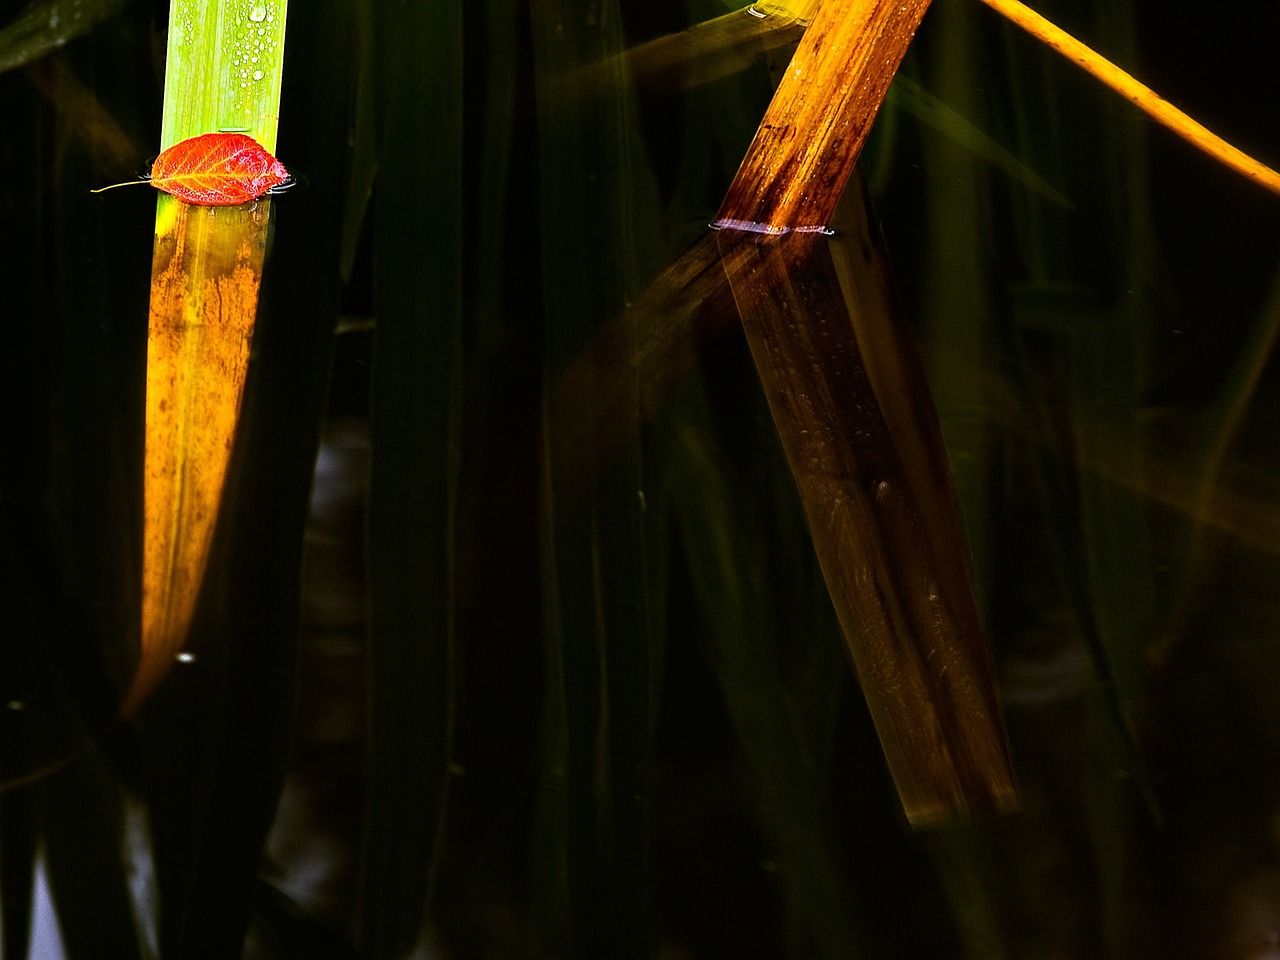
[148, 132, 289, 205]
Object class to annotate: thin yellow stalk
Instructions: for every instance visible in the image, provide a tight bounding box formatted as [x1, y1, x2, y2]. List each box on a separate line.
[979, 0, 1280, 197]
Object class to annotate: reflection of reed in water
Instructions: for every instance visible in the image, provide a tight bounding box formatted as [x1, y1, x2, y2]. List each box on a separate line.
[254, 417, 369, 953]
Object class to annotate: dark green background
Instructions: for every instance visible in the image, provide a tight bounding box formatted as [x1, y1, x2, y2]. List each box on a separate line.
[2, 0, 1279, 955]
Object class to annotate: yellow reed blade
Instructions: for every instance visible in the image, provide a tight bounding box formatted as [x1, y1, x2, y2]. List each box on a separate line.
[121, 198, 270, 716]
[620, 0, 816, 93]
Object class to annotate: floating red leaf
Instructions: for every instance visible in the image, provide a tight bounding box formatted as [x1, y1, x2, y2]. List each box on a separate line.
[147, 132, 289, 205]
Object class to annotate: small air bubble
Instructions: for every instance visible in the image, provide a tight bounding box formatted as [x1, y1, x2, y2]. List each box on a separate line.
[177, 652, 196, 663]
[252, 69, 264, 80]
[249, 4, 267, 21]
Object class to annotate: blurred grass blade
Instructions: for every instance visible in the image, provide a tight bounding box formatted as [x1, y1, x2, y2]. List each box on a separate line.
[359, 0, 462, 950]
[890, 74, 1070, 208]
[988, 0, 1164, 924]
[616, 0, 814, 94]
[713, 0, 1014, 823]
[472, 0, 519, 343]
[927, 827, 1006, 958]
[123, 0, 288, 716]
[41, 762, 141, 959]
[0, 791, 36, 960]
[26, 57, 139, 179]
[1168, 266, 1280, 609]
[530, 0, 664, 948]
[994, 0, 1162, 839]
[670, 385, 863, 956]
[547, 233, 736, 486]
[0, 0, 125, 74]
[911, 0, 1001, 610]
[1014, 408, 1280, 561]
[1197, 265, 1280, 484]
[337, 0, 375, 282]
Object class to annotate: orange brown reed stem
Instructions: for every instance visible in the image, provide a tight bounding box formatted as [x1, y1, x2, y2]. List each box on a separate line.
[713, 0, 1016, 822]
[715, 0, 932, 231]
[716, 192, 1017, 824]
